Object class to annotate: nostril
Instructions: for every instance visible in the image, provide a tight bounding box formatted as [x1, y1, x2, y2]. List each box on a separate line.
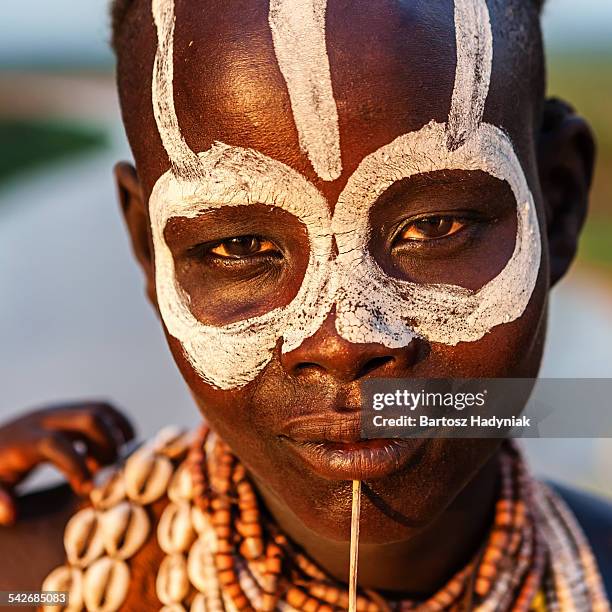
[358, 355, 395, 377]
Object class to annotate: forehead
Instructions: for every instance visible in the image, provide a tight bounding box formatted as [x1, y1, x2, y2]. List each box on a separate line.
[119, 0, 538, 199]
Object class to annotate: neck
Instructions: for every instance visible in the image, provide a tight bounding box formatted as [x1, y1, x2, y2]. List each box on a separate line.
[252, 450, 500, 597]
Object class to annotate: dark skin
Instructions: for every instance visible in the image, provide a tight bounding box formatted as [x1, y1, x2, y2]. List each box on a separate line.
[0, 403, 135, 606]
[0, 0, 602, 607]
[0, 402, 134, 526]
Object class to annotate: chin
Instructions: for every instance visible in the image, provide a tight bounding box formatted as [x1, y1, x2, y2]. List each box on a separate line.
[266, 438, 498, 545]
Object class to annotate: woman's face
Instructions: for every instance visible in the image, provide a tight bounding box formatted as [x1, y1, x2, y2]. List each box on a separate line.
[117, 0, 549, 543]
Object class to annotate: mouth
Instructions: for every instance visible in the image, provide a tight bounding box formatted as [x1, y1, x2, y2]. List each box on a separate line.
[279, 414, 425, 481]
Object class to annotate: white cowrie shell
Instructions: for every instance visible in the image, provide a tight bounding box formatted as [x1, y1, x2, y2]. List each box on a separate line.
[125, 446, 173, 505]
[168, 461, 194, 504]
[90, 466, 126, 511]
[101, 500, 150, 559]
[168, 461, 195, 504]
[41, 565, 83, 611]
[187, 536, 218, 594]
[158, 502, 196, 554]
[191, 505, 213, 538]
[64, 507, 105, 568]
[83, 557, 130, 612]
[153, 425, 185, 449]
[190, 594, 206, 612]
[156, 553, 190, 605]
[152, 425, 194, 459]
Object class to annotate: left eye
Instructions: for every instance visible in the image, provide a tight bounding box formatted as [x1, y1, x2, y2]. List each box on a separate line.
[208, 236, 278, 259]
[397, 216, 466, 241]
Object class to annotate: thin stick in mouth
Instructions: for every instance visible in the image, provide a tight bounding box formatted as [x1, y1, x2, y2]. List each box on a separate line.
[349, 479, 361, 612]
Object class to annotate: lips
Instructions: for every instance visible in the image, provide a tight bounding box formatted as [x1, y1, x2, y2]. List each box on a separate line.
[279, 412, 426, 481]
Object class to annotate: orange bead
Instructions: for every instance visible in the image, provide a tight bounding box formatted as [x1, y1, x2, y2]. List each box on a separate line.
[241, 537, 264, 560]
[266, 556, 282, 574]
[287, 587, 308, 608]
[241, 509, 260, 523]
[239, 523, 262, 538]
[303, 597, 320, 612]
[217, 569, 237, 586]
[261, 592, 278, 611]
[215, 553, 234, 571]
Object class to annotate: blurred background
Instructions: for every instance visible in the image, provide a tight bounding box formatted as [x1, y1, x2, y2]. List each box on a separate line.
[0, 0, 611, 495]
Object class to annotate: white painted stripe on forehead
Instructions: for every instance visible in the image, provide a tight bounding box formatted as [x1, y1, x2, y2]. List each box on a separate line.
[446, 0, 493, 150]
[268, 0, 342, 182]
[152, 0, 202, 179]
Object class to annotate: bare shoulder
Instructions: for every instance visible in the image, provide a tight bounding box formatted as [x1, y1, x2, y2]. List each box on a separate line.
[0, 483, 78, 592]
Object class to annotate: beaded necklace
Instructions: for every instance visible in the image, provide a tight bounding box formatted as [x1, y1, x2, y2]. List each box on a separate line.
[41, 424, 610, 612]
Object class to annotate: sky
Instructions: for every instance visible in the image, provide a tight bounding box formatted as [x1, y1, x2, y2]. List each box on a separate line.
[0, 0, 611, 67]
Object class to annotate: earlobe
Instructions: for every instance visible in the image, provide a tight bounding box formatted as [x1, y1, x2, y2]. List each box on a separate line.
[537, 98, 596, 286]
[113, 162, 158, 306]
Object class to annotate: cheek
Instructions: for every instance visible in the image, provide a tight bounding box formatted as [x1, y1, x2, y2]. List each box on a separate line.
[165, 333, 253, 424]
[165, 333, 283, 462]
[426, 267, 549, 378]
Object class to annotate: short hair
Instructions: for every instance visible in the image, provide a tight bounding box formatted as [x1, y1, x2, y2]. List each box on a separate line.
[110, 0, 546, 54]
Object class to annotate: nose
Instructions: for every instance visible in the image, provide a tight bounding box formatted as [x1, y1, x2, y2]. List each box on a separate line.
[280, 312, 418, 383]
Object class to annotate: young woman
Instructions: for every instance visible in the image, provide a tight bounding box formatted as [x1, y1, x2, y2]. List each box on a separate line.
[1, 0, 610, 609]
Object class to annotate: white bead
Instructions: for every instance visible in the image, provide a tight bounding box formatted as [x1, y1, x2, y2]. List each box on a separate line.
[236, 559, 262, 607]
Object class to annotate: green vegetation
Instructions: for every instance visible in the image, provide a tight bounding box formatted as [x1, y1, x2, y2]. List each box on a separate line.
[547, 53, 612, 271]
[580, 217, 612, 269]
[0, 119, 107, 185]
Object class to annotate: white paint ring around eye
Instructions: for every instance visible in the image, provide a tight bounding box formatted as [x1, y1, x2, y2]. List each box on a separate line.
[149, 143, 335, 390]
[331, 120, 542, 347]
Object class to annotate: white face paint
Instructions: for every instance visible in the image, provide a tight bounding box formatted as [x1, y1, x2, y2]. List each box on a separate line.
[268, 0, 342, 181]
[148, 0, 542, 390]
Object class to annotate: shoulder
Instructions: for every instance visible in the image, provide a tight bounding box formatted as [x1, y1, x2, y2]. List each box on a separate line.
[0, 483, 78, 592]
[548, 481, 612, 597]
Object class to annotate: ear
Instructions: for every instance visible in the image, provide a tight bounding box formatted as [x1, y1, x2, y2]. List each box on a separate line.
[537, 97, 596, 286]
[114, 162, 157, 307]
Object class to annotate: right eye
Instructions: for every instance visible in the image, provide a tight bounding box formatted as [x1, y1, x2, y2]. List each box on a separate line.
[205, 235, 280, 259]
